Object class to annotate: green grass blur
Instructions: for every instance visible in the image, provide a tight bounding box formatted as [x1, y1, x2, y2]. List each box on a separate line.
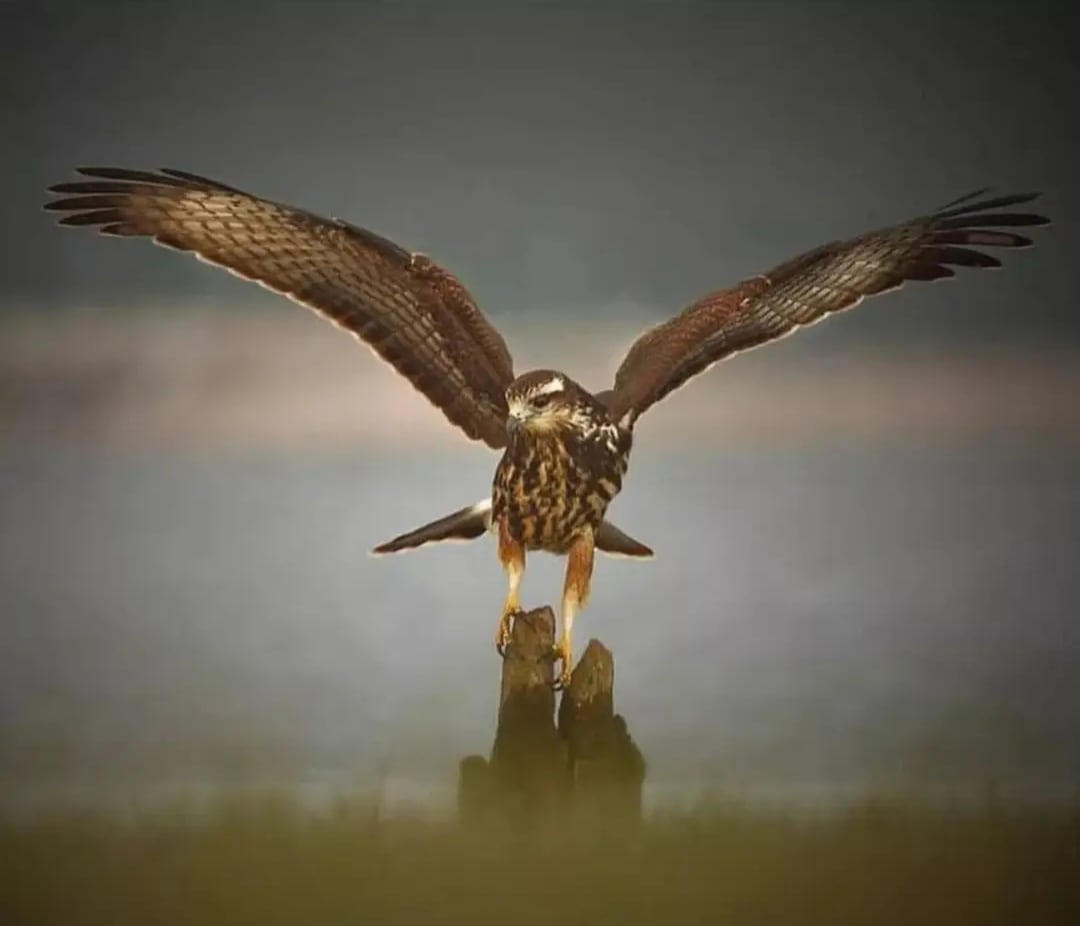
[2, 792, 1077, 925]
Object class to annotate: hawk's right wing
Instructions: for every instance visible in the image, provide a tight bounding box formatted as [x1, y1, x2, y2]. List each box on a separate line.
[606, 189, 1049, 425]
[45, 167, 516, 449]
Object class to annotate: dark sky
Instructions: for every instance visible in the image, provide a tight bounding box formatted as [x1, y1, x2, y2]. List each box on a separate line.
[3, 0, 1076, 350]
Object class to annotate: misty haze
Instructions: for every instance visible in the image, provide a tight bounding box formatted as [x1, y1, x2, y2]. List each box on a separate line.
[3, 303, 1078, 814]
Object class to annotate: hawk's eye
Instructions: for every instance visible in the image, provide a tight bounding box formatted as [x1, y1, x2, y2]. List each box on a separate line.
[532, 394, 553, 410]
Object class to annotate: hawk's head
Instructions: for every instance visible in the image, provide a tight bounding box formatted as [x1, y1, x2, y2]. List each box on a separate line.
[505, 370, 607, 438]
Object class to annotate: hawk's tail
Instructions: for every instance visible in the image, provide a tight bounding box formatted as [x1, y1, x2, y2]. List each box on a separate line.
[370, 499, 653, 559]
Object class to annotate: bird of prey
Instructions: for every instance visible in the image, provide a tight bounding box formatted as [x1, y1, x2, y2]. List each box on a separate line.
[44, 168, 1049, 687]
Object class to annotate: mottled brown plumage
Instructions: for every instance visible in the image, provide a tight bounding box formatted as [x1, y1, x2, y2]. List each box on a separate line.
[45, 168, 1050, 686]
[45, 167, 513, 449]
[607, 188, 1048, 423]
[486, 372, 633, 685]
[494, 371, 630, 554]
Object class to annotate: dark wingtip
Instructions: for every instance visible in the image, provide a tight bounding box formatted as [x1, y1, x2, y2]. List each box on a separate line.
[159, 167, 213, 182]
[160, 167, 245, 192]
[70, 166, 200, 188]
[76, 166, 127, 178]
[935, 187, 992, 212]
[935, 190, 1044, 219]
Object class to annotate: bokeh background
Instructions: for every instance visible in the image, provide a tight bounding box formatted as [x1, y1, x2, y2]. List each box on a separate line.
[2, 0, 1077, 813]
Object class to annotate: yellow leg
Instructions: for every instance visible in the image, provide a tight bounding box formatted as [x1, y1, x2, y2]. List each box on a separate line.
[555, 529, 595, 688]
[495, 518, 525, 655]
[553, 596, 577, 690]
[495, 557, 524, 653]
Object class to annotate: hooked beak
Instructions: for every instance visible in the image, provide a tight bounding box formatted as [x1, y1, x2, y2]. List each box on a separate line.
[506, 410, 528, 436]
[506, 399, 538, 437]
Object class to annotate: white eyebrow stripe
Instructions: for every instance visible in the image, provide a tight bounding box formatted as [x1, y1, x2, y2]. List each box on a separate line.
[533, 376, 565, 396]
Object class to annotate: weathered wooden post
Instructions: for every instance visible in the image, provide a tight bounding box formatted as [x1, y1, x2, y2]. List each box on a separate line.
[458, 607, 645, 830]
[559, 639, 646, 825]
[459, 608, 568, 828]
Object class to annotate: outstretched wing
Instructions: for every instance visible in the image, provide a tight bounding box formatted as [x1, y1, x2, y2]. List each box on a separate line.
[45, 167, 516, 449]
[606, 190, 1049, 424]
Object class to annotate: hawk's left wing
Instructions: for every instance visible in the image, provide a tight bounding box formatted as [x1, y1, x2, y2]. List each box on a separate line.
[605, 190, 1050, 425]
[45, 167, 516, 448]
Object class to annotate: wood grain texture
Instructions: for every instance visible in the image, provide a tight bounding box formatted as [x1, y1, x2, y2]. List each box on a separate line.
[460, 612, 645, 831]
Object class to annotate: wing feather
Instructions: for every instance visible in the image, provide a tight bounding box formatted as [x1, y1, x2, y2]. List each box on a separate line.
[44, 167, 515, 448]
[607, 190, 1049, 423]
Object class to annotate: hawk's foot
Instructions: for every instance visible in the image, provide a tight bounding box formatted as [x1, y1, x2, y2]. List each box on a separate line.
[494, 607, 522, 658]
[551, 638, 573, 690]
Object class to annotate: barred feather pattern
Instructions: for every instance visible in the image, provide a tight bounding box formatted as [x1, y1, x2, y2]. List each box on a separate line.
[45, 167, 515, 449]
[608, 190, 1049, 423]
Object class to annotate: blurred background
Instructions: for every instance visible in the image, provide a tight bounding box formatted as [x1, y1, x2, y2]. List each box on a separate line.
[2, 0, 1077, 814]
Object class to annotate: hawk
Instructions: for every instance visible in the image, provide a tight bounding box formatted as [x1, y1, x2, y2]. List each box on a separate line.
[44, 168, 1049, 687]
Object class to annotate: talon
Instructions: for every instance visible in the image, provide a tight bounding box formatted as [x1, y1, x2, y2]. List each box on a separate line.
[494, 607, 519, 658]
[551, 640, 573, 690]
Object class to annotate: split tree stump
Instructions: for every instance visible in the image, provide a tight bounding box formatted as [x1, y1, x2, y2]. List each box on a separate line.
[458, 607, 646, 830]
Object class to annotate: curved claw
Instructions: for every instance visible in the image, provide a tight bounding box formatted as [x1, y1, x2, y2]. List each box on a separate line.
[494, 608, 521, 659]
[550, 642, 573, 690]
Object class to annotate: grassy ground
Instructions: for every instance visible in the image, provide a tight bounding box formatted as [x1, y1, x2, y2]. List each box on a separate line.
[2, 793, 1077, 925]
